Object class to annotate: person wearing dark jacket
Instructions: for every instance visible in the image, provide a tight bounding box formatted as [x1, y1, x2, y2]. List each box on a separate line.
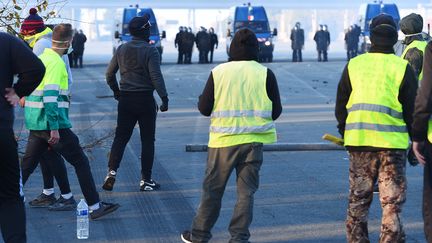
[313, 25, 330, 62]
[72, 29, 86, 68]
[183, 27, 195, 64]
[290, 22, 304, 62]
[104, 14, 169, 192]
[412, 42, 432, 242]
[195, 27, 211, 64]
[335, 14, 418, 242]
[208, 27, 218, 63]
[180, 28, 282, 243]
[400, 13, 427, 81]
[175, 26, 185, 64]
[0, 32, 45, 243]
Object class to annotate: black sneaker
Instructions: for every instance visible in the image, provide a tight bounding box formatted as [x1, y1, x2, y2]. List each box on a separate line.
[140, 179, 160, 191]
[29, 193, 56, 208]
[90, 201, 120, 220]
[181, 230, 192, 243]
[48, 196, 77, 211]
[102, 170, 116, 191]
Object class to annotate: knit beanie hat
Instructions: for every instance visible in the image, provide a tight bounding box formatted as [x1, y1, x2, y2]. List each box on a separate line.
[129, 13, 151, 40]
[229, 28, 259, 61]
[370, 13, 398, 47]
[20, 8, 46, 36]
[400, 13, 423, 35]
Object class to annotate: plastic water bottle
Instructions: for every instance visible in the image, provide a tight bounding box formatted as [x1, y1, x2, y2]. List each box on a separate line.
[77, 199, 89, 239]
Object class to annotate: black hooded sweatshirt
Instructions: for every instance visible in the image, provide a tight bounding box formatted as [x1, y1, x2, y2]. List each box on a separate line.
[335, 45, 418, 151]
[198, 45, 282, 120]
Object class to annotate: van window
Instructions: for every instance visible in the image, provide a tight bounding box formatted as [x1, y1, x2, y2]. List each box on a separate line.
[234, 21, 270, 33]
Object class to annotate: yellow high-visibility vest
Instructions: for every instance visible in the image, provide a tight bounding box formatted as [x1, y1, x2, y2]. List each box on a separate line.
[401, 40, 427, 81]
[345, 53, 409, 149]
[209, 61, 276, 148]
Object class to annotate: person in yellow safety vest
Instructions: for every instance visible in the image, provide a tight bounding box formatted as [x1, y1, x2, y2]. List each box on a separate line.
[335, 14, 418, 243]
[180, 28, 282, 243]
[20, 23, 120, 220]
[412, 42, 432, 242]
[400, 13, 428, 82]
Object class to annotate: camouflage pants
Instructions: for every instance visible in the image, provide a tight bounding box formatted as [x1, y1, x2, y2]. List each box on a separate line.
[346, 150, 407, 243]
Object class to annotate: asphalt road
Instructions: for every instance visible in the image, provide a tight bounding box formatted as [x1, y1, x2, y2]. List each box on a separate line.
[11, 56, 426, 243]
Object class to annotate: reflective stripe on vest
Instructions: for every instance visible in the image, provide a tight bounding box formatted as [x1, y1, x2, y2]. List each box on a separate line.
[209, 61, 276, 148]
[402, 40, 427, 81]
[345, 53, 409, 149]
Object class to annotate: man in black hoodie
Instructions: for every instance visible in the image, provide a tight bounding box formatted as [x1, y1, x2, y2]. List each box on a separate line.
[335, 14, 418, 242]
[0, 32, 45, 243]
[104, 14, 169, 192]
[181, 28, 282, 243]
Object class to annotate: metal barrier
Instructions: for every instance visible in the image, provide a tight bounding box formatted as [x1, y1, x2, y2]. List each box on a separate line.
[185, 143, 345, 152]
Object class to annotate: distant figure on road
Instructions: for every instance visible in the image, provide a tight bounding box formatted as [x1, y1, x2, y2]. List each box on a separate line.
[195, 26, 211, 64]
[175, 26, 185, 64]
[181, 28, 282, 243]
[336, 14, 417, 243]
[208, 27, 218, 63]
[290, 22, 304, 62]
[313, 24, 330, 62]
[0, 31, 45, 243]
[104, 14, 169, 192]
[72, 29, 87, 68]
[183, 27, 195, 64]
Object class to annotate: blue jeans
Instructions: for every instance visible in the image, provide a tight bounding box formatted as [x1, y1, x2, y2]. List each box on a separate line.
[191, 143, 263, 243]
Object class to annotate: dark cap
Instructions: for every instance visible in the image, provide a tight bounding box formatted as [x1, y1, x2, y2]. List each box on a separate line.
[229, 28, 259, 61]
[400, 13, 423, 35]
[129, 13, 151, 39]
[370, 13, 398, 47]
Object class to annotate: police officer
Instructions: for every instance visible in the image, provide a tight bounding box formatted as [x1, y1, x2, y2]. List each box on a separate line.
[313, 25, 330, 62]
[195, 27, 211, 64]
[335, 14, 417, 242]
[208, 27, 218, 63]
[400, 13, 427, 81]
[181, 28, 282, 243]
[175, 26, 185, 64]
[290, 22, 304, 62]
[183, 27, 195, 64]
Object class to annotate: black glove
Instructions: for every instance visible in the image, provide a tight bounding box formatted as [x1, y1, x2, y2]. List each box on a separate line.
[160, 96, 169, 112]
[407, 144, 419, 166]
[114, 90, 120, 100]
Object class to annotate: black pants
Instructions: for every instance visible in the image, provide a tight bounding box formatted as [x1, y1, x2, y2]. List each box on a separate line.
[318, 50, 328, 62]
[209, 47, 215, 63]
[292, 49, 302, 62]
[423, 142, 432, 242]
[40, 151, 71, 194]
[177, 50, 184, 64]
[21, 129, 100, 205]
[73, 54, 83, 68]
[108, 92, 157, 180]
[0, 128, 26, 243]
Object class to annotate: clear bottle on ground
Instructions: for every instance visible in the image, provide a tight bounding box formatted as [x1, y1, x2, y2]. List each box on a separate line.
[77, 199, 89, 239]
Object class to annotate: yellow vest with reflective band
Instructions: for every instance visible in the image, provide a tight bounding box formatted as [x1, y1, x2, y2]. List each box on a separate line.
[23, 27, 52, 48]
[24, 48, 71, 130]
[345, 53, 409, 149]
[209, 61, 276, 148]
[401, 40, 427, 81]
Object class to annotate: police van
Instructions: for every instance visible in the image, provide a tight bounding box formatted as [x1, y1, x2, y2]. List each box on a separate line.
[113, 6, 166, 60]
[357, 1, 400, 53]
[226, 3, 277, 62]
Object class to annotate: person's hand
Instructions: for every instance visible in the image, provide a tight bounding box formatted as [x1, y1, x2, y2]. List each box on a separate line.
[114, 90, 120, 100]
[216, 45, 218, 49]
[49, 130, 60, 145]
[160, 100, 168, 112]
[413, 141, 427, 165]
[5, 88, 20, 107]
[19, 97, 26, 108]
